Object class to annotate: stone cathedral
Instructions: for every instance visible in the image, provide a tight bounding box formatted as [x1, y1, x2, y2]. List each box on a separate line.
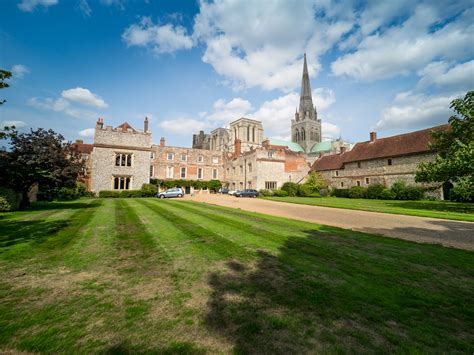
[291, 53, 322, 153]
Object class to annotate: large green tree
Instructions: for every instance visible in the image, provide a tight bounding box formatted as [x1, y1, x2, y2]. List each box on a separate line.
[415, 91, 473, 201]
[0, 69, 12, 106]
[0, 128, 84, 209]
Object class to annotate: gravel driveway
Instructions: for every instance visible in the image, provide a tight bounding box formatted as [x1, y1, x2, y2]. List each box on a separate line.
[185, 194, 474, 251]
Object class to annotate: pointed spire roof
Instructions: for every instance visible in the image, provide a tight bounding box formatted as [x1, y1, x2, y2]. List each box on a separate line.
[298, 53, 317, 120]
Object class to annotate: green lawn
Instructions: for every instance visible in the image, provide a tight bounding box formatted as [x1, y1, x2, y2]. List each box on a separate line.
[263, 196, 474, 221]
[1, 198, 473, 353]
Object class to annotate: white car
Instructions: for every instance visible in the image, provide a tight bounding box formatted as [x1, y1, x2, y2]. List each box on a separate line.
[228, 190, 239, 196]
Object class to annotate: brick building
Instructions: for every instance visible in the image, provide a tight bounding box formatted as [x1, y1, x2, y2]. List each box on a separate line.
[71, 139, 93, 190]
[312, 125, 449, 196]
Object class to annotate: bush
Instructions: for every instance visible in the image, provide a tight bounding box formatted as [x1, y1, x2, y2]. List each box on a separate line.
[449, 177, 474, 202]
[56, 186, 80, 201]
[331, 188, 350, 198]
[99, 190, 121, 198]
[349, 186, 367, 199]
[273, 189, 289, 197]
[0, 187, 21, 210]
[379, 188, 396, 200]
[319, 188, 328, 197]
[390, 181, 424, 200]
[0, 196, 11, 212]
[281, 182, 299, 197]
[259, 189, 274, 197]
[297, 183, 313, 197]
[120, 190, 143, 198]
[366, 183, 385, 199]
[141, 183, 157, 197]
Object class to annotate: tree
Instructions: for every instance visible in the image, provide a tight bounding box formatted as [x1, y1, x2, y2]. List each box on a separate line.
[305, 171, 328, 192]
[0, 128, 84, 209]
[0, 69, 12, 106]
[415, 91, 474, 201]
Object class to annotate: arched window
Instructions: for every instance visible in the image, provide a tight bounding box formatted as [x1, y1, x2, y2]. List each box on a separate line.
[295, 129, 299, 141]
[301, 128, 306, 141]
[252, 126, 256, 142]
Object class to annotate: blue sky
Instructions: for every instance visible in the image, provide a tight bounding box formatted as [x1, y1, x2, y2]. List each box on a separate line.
[1, 0, 473, 147]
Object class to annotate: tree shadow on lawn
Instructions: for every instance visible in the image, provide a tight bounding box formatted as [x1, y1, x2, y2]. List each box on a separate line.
[205, 227, 474, 353]
[27, 200, 97, 212]
[384, 200, 474, 213]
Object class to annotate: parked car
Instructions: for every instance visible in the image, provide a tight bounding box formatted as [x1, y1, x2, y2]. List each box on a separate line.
[235, 189, 259, 198]
[156, 188, 184, 199]
[228, 190, 239, 196]
[219, 188, 229, 194]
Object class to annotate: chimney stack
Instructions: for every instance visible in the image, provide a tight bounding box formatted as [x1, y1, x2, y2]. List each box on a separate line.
[144, 116, 149, 133]
[96, 117, 104, 129]
[160, 137, 165, 147]
[234, 138, 242, 156]
[370, 132, 377, 142]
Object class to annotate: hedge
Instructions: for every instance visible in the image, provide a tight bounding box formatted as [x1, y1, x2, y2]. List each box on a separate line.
[330, 181, 425, 200]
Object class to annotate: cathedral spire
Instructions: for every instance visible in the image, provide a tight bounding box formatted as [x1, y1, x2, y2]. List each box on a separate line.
[298, 53, 316, 120]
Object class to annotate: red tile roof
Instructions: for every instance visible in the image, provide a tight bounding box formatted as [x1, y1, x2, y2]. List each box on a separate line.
[116, 122, 136, 132]
[313, 124, 449, 171]
[71, 142, 93, 154]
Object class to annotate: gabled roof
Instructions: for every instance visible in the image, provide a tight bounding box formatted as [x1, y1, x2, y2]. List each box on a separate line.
[268, 138, 304, 152]
[313, 124, 449, 171]
[116, 122, 136, 132]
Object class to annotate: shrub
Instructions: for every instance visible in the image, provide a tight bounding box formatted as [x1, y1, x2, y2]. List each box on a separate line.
[120, 190, 143, 198]
[379, 188, 396, 200]
[99, 190, 121, 198]
[281, 182, 299, 197]
[305, 171, 327, 192]
[366, 183, 386, 199]
[297, 183, 313, 197]
[56, 186, 80, 201]
[208, 179, 222, 192]
[0, 187, 21, 210]
[273, 189, 289, 197]
[0, 196, 11, 212]
[390, 181, 424, 200]
[141, 183, 157, 197]
[349, 186, 367, 199]
[331, 188, 350, 198]
[319, 188, 329, 197]
[76, 182, 88, 197]
[259, 189, 274, 197]
[449, 177, 474, 202]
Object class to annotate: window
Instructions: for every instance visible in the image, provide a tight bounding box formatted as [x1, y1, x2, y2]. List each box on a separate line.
[115, 153, 132, 167]
[232, 167, 236, 174]
[356, 181, 361, 187]
[181, 154, 187, 161]
[248, 163, 252, 172]
[265, 181, 277, 189]
[166, 166, 174, 179]
[268, 151, 274, 158]
[180, 167, 186, 179]
[212, 156, 219, 164]
[113, 176, 131, 190]
[212, 169, 218, 179]
[150, 152, 155, 159]
[248, 181, 252, 188]
[335, 170, 339, 177]
[387, 158, 392, 166]
[365, 178, 370, 184]
[340, 182, 344, 187]
[198, 155, 204, 163]
[239, 182, 243, 188]
[197, 168, 203, 179]
[167, 153, 174, 161]
[240, 165, 243, 174]
[150, 165, 154, 178]
[357, 162, 361, 168]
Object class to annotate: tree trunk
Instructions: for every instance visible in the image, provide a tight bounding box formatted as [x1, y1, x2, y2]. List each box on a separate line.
[19, 190, 30, 210]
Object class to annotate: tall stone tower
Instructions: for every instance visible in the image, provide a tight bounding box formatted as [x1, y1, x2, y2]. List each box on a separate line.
[291, 53, 322, 153]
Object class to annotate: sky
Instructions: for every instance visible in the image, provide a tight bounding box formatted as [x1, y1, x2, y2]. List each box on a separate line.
[1, 0, 473, 147]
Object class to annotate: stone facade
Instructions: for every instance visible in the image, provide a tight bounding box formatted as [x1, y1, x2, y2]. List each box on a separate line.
[91, 118, 152, 192]
[192, 130, 210, 150]
[151, 137, 224, 182]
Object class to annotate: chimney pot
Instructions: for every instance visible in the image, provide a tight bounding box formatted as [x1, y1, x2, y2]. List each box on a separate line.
[234, 138, 242, 156]
[370, 132, 377, 142]
[160, 137, 165, 147]
[144, 117, 149, 132]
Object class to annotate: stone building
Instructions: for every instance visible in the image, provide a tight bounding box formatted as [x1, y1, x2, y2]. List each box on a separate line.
[91, 118, 152, 192]
[312, 125, 449, 192]
[192, 130, 210, 150]
[224, 139, 310, 191]
[291, 53, 322, 153]
[209, 127, 230, 152]
[151, 137, 224, 192]
[71, 139, 93, 191]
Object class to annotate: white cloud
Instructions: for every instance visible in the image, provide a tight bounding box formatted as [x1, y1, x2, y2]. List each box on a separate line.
[1, 120, 27, 128]
[417, 60, 474, 91]
[207, 98, 253, 122]
[11, 64, 30, 78]
[332, 6, 474, 81]
[61, 87, 108, 108]
[18, 0, 58, 12]
[313, 88, 336, 110]
[79, 128, 95, 137]
[376, 91, 462, 130]
[159, 118, 212, 136]
[322, 122, 340, 140]
[28, 97, 97, 119]
[122, 17, 194, 55]
[78, 0, 91, 17]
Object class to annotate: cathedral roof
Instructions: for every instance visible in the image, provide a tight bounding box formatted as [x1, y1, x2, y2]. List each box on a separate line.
[313, 124, 450, 171]
[310, 141, 332, 153]
[268, 138, 304, 152]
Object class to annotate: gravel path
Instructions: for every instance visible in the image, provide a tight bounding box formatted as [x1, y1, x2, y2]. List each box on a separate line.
[186, 194, 474, 251]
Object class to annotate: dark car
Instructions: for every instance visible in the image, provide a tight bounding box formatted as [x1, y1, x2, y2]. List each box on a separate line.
[219, 188, 229, 194]
[156, 188, 184, 199]
[235, 189, 259, 198]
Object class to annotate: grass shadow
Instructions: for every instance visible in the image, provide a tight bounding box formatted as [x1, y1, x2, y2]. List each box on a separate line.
[205, 229, 474, 353]
[27, 200, 97, 212]
[0, 219, 70, 248]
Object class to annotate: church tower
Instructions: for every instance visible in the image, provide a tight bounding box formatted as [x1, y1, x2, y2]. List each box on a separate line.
[291, 53, 322, 153]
